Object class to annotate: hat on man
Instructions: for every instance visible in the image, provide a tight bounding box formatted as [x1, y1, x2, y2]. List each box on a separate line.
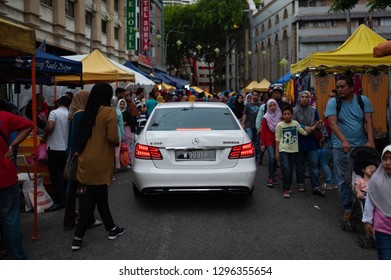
[272, 84, 284, 92]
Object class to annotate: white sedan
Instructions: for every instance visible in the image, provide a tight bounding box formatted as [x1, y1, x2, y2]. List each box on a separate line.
[131, 102, 257, 196]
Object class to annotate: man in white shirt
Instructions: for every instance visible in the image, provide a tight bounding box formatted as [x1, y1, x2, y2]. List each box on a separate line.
[41, 96, 71, 211]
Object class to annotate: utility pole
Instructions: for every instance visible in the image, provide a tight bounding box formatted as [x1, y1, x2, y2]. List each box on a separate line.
[347, 8, 352, 36]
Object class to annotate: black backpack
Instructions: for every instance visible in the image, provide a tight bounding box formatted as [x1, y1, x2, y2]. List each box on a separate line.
[336, 94, 365, 117]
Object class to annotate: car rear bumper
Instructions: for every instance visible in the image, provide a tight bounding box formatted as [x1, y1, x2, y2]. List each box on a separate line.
[131, 161, 257, 194]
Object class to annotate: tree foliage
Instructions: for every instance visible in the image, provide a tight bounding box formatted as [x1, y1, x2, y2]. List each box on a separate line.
[164, 0, 247, 73]
[330, 0, 391, 12]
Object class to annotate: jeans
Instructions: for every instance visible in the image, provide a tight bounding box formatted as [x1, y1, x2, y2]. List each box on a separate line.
[279, 152, 295, 191]
[375, 231, 391, 260]
[295, 150, 320, 190]
[318, 147, 336, 185]
[333, 148, 353, 212]
[47, 149, 67, 205]
[74, 185, 116, 239]
[266, 146, 276, 179]
[0, 184, 27, 259]
[246, 127, 261, 162]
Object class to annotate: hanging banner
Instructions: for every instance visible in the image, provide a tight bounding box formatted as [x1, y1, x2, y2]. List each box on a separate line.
[126, 0, 136, 50]
[142, 0, 150, 52]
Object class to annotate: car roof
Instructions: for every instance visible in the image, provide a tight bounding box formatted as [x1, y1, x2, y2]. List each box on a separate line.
[154, 102, 229, 109]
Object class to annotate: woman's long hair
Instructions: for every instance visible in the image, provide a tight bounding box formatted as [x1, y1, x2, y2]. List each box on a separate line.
[76, 83, 113, 154]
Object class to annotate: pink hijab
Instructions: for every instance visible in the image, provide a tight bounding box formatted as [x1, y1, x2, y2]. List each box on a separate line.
[263, 99, 282, 132]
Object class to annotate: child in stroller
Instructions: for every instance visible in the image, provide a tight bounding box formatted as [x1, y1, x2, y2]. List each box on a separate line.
[341, 146, 380, 248]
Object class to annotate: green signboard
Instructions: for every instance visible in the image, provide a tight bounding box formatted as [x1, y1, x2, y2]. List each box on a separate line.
[126, 0, 136, 50]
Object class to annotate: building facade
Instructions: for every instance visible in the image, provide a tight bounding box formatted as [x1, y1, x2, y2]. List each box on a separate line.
[0, 0, 163, 70]
[244, 0, 391, 83]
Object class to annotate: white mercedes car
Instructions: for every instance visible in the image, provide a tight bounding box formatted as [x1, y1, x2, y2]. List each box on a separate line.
[131, 102, 257, 196]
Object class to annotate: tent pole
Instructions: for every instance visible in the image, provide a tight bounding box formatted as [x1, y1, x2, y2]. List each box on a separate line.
[31, 55, 39, 240]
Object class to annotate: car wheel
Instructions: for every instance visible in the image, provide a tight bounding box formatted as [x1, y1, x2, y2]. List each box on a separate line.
[133, 183, 143, 197]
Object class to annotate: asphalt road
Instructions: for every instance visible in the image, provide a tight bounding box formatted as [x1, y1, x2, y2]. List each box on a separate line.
[19, 163, 377, 260]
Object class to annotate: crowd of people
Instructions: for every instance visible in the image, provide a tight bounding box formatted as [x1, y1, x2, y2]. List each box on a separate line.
[1, 75, 391, 259]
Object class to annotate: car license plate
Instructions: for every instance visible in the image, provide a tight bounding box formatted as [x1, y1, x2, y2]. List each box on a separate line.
[175, 150, 216, 161]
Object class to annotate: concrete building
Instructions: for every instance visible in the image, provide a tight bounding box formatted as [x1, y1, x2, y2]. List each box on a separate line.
[0, 0, 164, 70]
[243, 0, 391, 83]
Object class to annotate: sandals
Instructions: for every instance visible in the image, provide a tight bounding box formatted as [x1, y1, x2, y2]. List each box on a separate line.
[313, 189, 327, 197]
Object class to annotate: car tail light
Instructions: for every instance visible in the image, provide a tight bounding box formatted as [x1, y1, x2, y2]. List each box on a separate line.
[228, 142, 255, 159]
[135, 144, 163, 160]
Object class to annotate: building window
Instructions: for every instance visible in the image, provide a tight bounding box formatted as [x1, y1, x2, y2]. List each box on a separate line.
[66, 0, 75, 18]
[114, 0, 119, 12]
[40, 0, 52, 6]
[102, 20, 107, 34]
[86, 10, 93, 27]
[114, 27, 119, 40]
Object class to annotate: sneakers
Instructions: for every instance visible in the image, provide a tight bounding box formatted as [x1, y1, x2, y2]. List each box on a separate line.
[342, 211, 351, 222]
[298, 184, 305, 192]
[108, 226, 125, 240]
[272, 179, 279, 185]
[267, 179, 274, 188]
[71, 238, 83, 251]
[313, 188, 327, 197]
[283, 190, 290, 198]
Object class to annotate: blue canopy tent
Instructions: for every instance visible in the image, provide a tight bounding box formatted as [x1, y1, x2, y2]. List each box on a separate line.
[0, 48, 82, 84]
[276, 71, 291, 84]
[124, 61, 162, 83]
[154, 72, 189, 88]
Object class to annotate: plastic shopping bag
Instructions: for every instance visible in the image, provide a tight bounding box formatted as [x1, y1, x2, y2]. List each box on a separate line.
[24, 177, 53, 213]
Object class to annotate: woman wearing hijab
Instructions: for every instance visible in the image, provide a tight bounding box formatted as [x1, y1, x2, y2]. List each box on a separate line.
[232, 94, 245, 120]
[64, 90, 101, 230]
[118, 98, 133, 166]
[71, 83, 125, 251]
[363, 145, 391, 259]
[293, 90, 326, 197]
[260, 99, 282, 187]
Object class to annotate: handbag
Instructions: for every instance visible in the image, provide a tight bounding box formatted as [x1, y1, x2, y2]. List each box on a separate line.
[63, 153, 79, 182]
[37, 143, 48, 167]
[313, 128, 324, 148]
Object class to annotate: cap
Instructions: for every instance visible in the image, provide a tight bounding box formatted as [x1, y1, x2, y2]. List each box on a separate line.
[272, 84, 284, 92]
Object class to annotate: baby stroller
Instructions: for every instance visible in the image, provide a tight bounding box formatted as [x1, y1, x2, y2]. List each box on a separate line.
[340, 146, 380, 248]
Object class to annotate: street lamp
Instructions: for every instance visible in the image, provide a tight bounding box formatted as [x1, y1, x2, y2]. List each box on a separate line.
[176, 40, 182, 49]
[196, 44, 202, 52]
[164, 29, 185, 67]
[214, 47, 220, 55]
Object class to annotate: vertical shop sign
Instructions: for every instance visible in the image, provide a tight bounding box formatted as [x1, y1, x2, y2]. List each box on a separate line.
[142, 0, 150, 51]
[126, 0, 136, 50]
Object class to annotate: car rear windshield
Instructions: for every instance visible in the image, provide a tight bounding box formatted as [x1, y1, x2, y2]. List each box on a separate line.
[147, 107, 240, 131]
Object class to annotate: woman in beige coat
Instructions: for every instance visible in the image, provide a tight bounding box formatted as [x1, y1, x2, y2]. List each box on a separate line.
[71, 83, 125, 251]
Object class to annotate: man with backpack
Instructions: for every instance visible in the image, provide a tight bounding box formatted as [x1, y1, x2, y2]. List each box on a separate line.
[325, 75, 375, 224]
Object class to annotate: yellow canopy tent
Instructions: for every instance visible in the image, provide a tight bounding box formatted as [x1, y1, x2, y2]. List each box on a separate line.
[160, 82, 176, 91]
[191, 86, 212, 97]
[290, 24, 391, 74]
[0, 18, 36, 56]
[254, 78, 271, 92]
[55, 49, 135, 83]
[0, 18, 41, 239]
[242, 80, 260, 93]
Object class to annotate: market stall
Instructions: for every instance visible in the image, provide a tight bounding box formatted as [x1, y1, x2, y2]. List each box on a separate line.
[54, 49, 135, 84]
[290, 24, 391, 140]
[0, 17, 40, 239]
